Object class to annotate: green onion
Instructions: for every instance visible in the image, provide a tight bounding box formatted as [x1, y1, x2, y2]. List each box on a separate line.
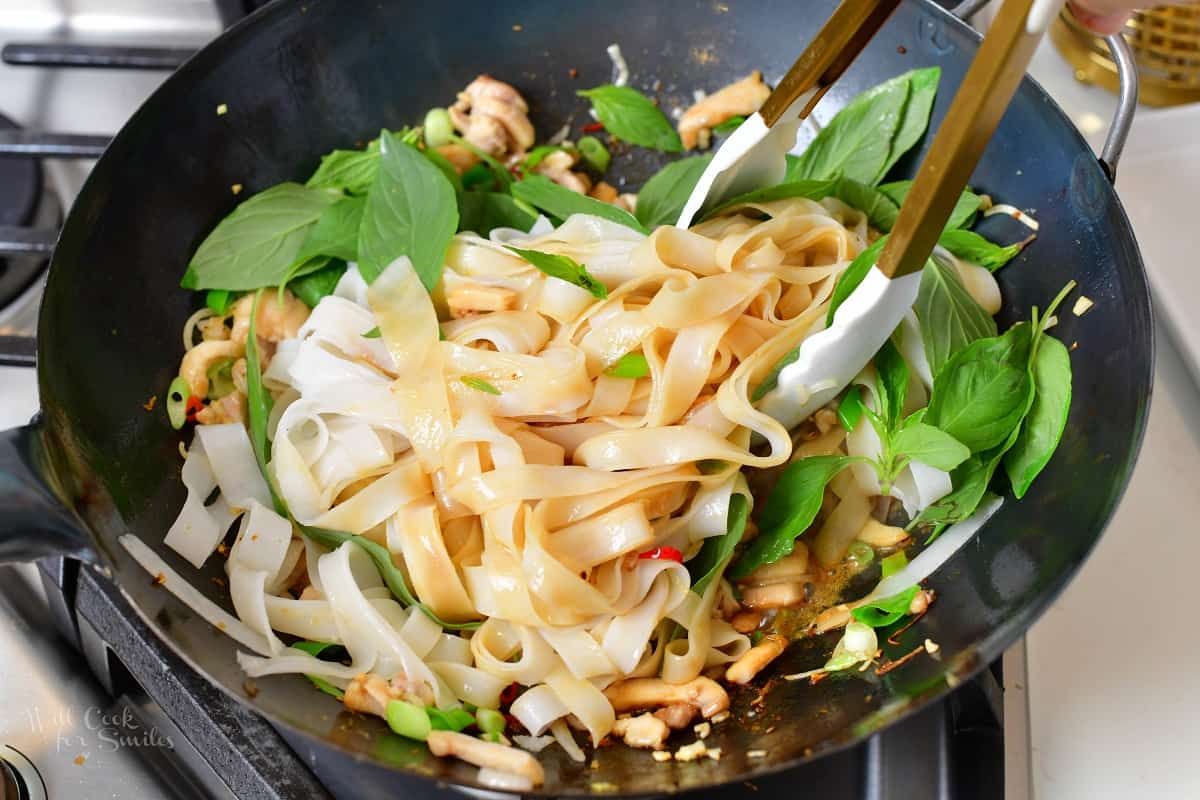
[880, 551, 908, 579]
[386, 699, 432, 741]
[166, 377, 190, 430]
[481, 731, 506, 744]
[848, 541, 874, 566]
[307, 675, 345, 699]
[605, 353, 649, 379]
[461, 376, 501, 395]
[427, 706, 475, 732]
[424, 108, 455, 149]
[475, 708, 506, 736]
[577, 136, 611, 173]
[206, 289, 234, 315]
[362, 326, 382, 339]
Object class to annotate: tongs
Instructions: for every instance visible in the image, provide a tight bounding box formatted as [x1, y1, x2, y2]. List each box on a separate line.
[678, 0, 1066, 429]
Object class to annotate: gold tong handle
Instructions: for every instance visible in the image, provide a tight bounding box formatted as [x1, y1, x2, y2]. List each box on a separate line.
[877, 0, 1045, 279]
[759, 0, 903, 127]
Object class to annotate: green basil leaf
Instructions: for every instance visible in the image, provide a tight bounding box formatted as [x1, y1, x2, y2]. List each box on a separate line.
[838, 386, 864, 432]
[461, 376, 501, 395]
[1004, 335, 1072, 498]
[512, 175, 646, 233]
[451, 135, 514, 192]
[890, 422, 970, 472]
[701, 178, 839, 222]
[712, 115, 746, 135]
[423, 147, 465, 194]
[878, 181, 983, 230]
[788, 75, 909, 184]
[306, 139, 381, 195]
[427, 707, 476, 732]
[505, 245, 607, 299]
[362, 326, 381, 339]
[523, 145, 572, 171]
[925, 323, 1033, 454]
[851, 585, 919, 628]
[636, 155, 712, 229]
[294, 195, 365, 265]
[880, 551, 907, 579]
[729, 455, 858, 579]
[833, 177, 900, 232]
[461, 163, 495, 191]
[688, 493, 749, 596]
[938, 229, 1029, 272]
[307, 676, 346, 700]
[457, 191, 538, 237]
[183, 183, 342, 291]
[244, 290, 289, 517]
[290, 261, 347, 308]
[605, 353, 650, 378]
[206, 289, 235, 315]
[577, 136, 611, 173]
[873, 339, 908, 432]
[358, 130, 459, 289]
[577, 85, 682, 153]
[826, 235, 889, 326]
[878, 66, 940, 181]
[915, 254, 998, 377]
[290, 640, 338, 657]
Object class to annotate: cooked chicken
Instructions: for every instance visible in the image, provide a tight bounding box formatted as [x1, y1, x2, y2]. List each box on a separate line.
[653, 703, 698, 730]
[604, 676, 729, 719]
[449, 75, 535, 158]
[612, 713, 671, 750]
[436, 143, 482, 174]
[230, 289, 309, 345]
[426, 730, 545, 787]
[195, 390, 246, 425]
[534, 149, 591, 195]
[725, 634, 788, 684]
[179, 339, 241, 398]
[678, 71, 771, 150]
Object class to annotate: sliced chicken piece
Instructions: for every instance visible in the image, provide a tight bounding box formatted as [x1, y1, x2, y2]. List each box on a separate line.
[678, 71, 771, 150]
[435, 143, 482, 174]
[195, 390, 246, 425]
[230, 289, 310, 345]
[534, 149, 591, 195]
[612, 713, 671, 750]
[449, 75, 535, 158]
[426, 730, 545, 787]
[180, 339, 242, 398]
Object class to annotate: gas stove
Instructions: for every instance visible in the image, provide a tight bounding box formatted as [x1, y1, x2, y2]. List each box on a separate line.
[10, 0, 1186, 798]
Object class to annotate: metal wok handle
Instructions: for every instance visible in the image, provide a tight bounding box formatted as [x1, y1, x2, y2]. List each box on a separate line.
[0, 420, 95, 562]
[952, 0, 1139, 181]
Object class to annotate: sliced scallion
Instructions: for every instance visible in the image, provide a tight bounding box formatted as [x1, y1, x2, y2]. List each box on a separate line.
[386, 699, 432, 741]
[475, 707, 506, 736]
[167, 377, 190, 430]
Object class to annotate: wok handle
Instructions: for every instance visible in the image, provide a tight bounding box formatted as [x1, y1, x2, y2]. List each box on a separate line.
[0, 420, 95, 562]
[951, 1, 1139, 182]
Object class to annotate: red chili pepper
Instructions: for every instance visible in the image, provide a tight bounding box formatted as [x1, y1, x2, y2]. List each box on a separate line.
[581, 121, 604, 133]
[184, 395, 205, 422]
[499, 681, 521, 707]
[638, 546, 683, 563]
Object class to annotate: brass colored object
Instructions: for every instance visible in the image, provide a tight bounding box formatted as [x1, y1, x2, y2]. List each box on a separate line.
[759, 0, 902, 126]
[877, 0, 1042, 279]
[1051, 4, 1200, 106]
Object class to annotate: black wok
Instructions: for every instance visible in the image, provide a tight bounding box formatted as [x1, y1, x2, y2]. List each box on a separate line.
[0, 0, 1153, 795]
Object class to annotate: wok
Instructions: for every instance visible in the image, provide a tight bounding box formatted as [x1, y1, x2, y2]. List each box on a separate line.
[0, 0, 1153, 795]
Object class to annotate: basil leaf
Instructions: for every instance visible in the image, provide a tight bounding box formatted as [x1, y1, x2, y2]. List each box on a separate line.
[523, 145, 571, 171]
[891, 422, 970, 472]
[838, 386, 865, 432]
[206, 289, 235, 315]
[512, 175, 646, 233]
[878, 181, 983, 230]
[290, 640, 338, 658]
[244, 290, 288, 517]
[295, 195, 365, 265]
[423, 147, 465, 194]
[1004, 335, 1072, 498]
[307, 676, 346, 700]
[358, 130, 459, 289]
[712, 115, 746, 135]
[183, 183, 341, 291]
[605, 353, 649, 378]
[873, 339, 908, 432]
[636, 155, 712, 229]
[925, 323, 1033, 453]
[306, 140, 381, 195]
[461, 376, 501, 395]
[880, 551, 907, 579]
[577, 85, 682, 153]
[290, 261, 347, 308]
[833, 177, 900, 232]
[912, 456, 1003, 535]
[451, 136, 514, 192]
[701, 178, 839, 222]
[362, 326, 381, 338]
[729, 455, 858, 579]
[505, 245, 607, 299]
[461, 163, 495, 191]
[825, 235, 889, 326]
[427, 707, 476, 732]
[688, 493, 749, 596]
[914, 254, 997, 377]
[851, 585, 919, 628]
[938, 229, 1028, 272]
[788, 75, 909, 184]
[577, 136, 611, 173]
[457, 191, 538, 237]
[879, 67, 940, 181]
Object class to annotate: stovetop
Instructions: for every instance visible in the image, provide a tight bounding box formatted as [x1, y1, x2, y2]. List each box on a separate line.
[0, 2, 1023, 798]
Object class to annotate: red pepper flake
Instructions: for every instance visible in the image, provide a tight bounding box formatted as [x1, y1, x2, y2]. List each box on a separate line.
[499, 681, 521, 707]
[638, 546, 683, 563]
[185, 395, 205, 422]
[142, 395, 157, 411]
[569, 67, 578, 78]
[73, 755, 86, 766]
[153, 572, 166, 586]
[581, 122, 604, 133]
[897, 45, 907, 55]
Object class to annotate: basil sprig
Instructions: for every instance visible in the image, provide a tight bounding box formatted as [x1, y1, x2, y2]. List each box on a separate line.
[505, 245, 607, 299]
[577, 85, 682, 153]
[914, 254, 997, 378]
[635, 155, 711, 229]
[512, 175, 646, 233]
[688, 493, 749, 595]
[938, 229, 1030, 271]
